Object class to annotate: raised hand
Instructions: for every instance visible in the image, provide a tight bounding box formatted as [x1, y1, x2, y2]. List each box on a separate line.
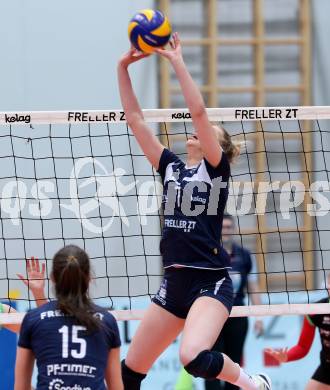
[17, 257, 47, 306]
[264, 347, 289, 363]
[119, 46, 150, 68]
[254, 319, 264, 337]
[155, 32, 182, 63]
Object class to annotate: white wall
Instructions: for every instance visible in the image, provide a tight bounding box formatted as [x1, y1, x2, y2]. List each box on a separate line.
[0, 0, 157, 110]
[312, 0, 330, 105]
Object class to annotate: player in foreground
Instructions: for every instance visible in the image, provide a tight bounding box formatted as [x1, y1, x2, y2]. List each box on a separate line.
[205, 214, 264, 390]
[266, 273, 330, 390]
[14, 245, 123, 390]
[0, 257, 47, 333]
[118, 32, 271, 390]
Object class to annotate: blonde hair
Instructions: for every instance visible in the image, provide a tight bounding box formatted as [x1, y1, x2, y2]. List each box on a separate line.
[214, 125, 242, 163]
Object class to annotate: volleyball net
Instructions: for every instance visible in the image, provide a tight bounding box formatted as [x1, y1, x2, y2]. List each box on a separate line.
[1, 106, 330, 325]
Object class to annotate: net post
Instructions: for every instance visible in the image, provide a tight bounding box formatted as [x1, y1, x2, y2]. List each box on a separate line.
[300, 0, 314, 291]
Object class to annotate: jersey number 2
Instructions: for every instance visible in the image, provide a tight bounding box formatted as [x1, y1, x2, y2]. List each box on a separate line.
[59, 325, 87, 359]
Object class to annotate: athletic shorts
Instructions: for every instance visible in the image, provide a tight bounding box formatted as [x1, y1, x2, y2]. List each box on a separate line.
[152, 267, 233, 319]
[312, 362, 330, 385]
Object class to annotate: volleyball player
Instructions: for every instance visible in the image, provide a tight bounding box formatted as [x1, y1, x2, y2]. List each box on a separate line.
[266, 273, 330, 390]
[117, 32, 271, 390]
[205, 214, 264, 390]
[15, 245, 123, 390]
[0, 257, 48, 333]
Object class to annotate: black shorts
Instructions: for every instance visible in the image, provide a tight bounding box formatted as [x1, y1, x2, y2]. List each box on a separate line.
[152, 267, 233, 319]
[312, 362, 330, 385]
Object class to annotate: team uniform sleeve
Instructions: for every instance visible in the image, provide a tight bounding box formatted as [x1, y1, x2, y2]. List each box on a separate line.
[286, 316, 316, 362]
[247, 253, 258, 284]
[203, 152, 231, 181]
[157, 148, 181, 181]
[103, 312, 121, 349]
[18, 312, 33, 349]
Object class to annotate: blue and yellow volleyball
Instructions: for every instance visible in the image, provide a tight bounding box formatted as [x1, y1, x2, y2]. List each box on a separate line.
[128, 9, 172, 54]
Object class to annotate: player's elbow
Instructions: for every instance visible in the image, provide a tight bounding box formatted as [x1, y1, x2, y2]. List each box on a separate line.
[300, 345, 311, 359]
[294, 345, 310, 360]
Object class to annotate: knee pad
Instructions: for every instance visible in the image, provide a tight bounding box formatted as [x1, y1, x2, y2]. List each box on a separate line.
[121, 360, 146, 390]
[184, 350, 224, 380]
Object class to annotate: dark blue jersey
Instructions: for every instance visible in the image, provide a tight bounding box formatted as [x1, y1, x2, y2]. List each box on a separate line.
[307, 298, 330, 364]
[157, 148, 231, 269]
[228, 243, 255, 306]
[18, 300, 121, 390]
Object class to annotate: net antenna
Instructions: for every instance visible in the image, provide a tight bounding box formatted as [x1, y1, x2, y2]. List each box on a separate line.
[1, 106, 330, 326]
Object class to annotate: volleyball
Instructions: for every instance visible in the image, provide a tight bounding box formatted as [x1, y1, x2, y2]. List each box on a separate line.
[128, 9, 172, 54]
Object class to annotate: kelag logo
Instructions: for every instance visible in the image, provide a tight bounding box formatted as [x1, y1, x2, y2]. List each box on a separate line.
[4, 113, 31, 124]
[171, 112, 191, 120]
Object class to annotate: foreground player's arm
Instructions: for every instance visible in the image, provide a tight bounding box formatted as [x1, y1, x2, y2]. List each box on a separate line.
[265, 316, 316, 363]
[14, 347, 35, 390]
[248, 255, 264, 336]
[156, 33, 222, 167]
[17, 258, 47, 307]
[249, 282, 264, 336]
[0, 303, 20, 333]
[117, 49, 164, 170]
[105, 347, 123, 390]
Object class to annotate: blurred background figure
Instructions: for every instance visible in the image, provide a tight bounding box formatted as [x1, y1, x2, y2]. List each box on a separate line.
[265, 273, 330, 390]
[205, 214, 264, 390]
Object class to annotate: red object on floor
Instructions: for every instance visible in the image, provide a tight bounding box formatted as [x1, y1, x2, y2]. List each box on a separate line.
[263, 349, 281, 366]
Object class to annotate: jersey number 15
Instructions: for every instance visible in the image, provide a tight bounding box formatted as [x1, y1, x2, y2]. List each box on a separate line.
[59, 325, 87, 359]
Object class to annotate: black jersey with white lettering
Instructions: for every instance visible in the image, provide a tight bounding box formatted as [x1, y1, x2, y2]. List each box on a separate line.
[307, 297, 330, 364]
[229, 243, 257, 306]
[18, 300, 121, 390]
[157, 148, 231, 269]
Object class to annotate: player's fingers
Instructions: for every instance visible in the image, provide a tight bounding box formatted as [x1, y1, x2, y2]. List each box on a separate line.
[154, 48, 168, 57]
[26, 258, 32, 273]
[31, 256, 36, 270]
[131, 48, 141, 57]
[35, 258, 40, 272]
[41, 262, 46, 276]
[131, 48, 148, 58]
[174, 32, 180, 45]
[264, 348, 274, 355]
[17, 274, 28, 286]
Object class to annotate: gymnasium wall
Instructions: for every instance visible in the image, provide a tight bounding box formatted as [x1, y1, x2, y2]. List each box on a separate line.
[0, 0, 160, 303]
[0, 1, 330, 389]
[0, 0, 157, 111]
